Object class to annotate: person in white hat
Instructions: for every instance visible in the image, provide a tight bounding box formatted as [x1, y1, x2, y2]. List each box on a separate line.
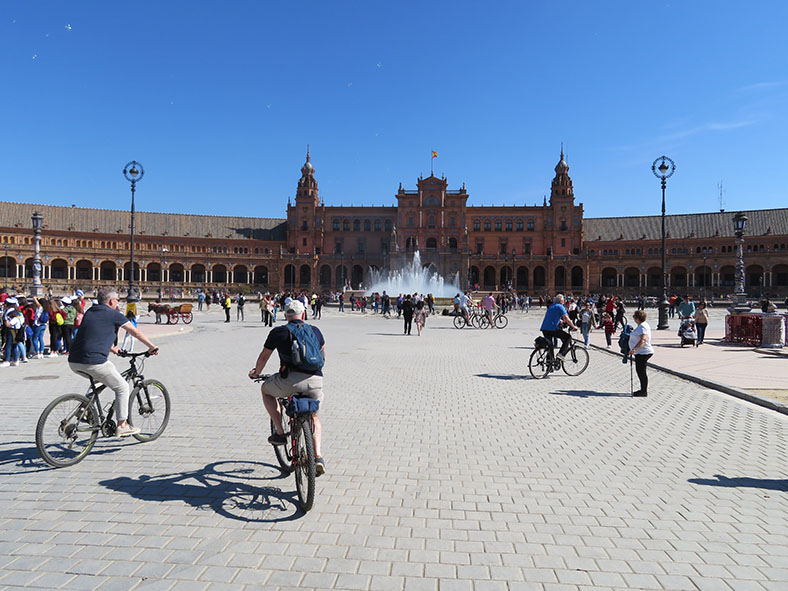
[248, 298, 327, 475]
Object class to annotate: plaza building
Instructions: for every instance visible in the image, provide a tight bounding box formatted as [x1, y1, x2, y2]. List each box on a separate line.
[1, 150, 787, 298]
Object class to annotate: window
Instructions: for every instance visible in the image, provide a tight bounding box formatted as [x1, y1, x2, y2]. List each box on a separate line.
[476, 242, 484, 254]
[484, 220, 491, 232]
[408, 217, 415, 227]
[449, 217, 455, 228]
[333, 219, 340, 231]
[384, 219, 393, 232]
[364, 220, 371, 231]
[428, 215, 435, 228]
[353, 219, 361, 231]
[473, 220, 481, 231]
[625, 249, 630, 255]
[527, 220, 535, 232]
[374, 220, 381, 232]
[560, 220, 567, 231]
[516, 220, 523, 232]
[561, 239, 566, 247]
[505, 220, 512, 232]
[343, 220, 350, 231]
[357, 238, 366, 253]
[523, 242, 531, 254]
[499, 242, 508, 255]
[301, 220, 308, 230]
[494, 220, 502, 231]
[334, 240, 344, 254]
[603, 249, 608, 256]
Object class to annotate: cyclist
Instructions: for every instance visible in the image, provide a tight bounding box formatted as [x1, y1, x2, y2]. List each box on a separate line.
[67, 287, 158, 437]
[248, 299, 326, 476]
[481, 292, 498, 326]
[459, 291, 471, 324]
[540, 293, 578, 361]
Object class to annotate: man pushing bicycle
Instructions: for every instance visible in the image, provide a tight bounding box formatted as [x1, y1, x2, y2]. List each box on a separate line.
[248, 299, 326, 476]
[540, 294, 577, 361]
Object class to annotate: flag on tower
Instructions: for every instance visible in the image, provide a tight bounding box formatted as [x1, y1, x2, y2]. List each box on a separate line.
[431, 151, 438, 158]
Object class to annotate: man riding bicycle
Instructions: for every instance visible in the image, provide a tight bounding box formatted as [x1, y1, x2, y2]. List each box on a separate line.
[540, 294, 578, 361]
[248, 299, 326, 476]
[481, 292, 498, 325]
[68, 287, 158, 437]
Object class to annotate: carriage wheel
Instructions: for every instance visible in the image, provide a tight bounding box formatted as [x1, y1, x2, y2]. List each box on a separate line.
[169, 312, 179, 324]
[182, 312, 193, 324]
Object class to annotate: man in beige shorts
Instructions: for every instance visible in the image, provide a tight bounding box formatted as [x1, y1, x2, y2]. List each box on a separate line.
[248, 299, 326, 475]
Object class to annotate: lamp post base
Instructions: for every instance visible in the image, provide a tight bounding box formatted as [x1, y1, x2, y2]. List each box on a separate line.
[728, 292, 751, 314]
[126, 285, 139, 303]
[657, 298, 670, 330]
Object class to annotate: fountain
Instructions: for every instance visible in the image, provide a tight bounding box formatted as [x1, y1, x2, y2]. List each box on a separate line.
[367, 251, 461, 298]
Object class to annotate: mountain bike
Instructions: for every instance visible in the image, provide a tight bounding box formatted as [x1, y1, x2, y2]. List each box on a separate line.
[36, 350, 170, 468]
[479, 310, 508, 329]
[528, 328, 589, 379]
[255, 375, 318, 512]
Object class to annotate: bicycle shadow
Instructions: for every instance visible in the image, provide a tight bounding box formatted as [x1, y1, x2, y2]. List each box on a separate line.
[551, 389, 630, 398]
[474, 373, 529, 380]
[688, 474, 788, 492]
[0, 440, 122, 475]
[99, 460, 304, 522]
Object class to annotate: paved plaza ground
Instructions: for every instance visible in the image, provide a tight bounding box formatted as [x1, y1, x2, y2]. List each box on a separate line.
[1, 307, 787, 590]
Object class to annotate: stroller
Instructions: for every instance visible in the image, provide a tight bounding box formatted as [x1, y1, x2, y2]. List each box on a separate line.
[678, 317, 697, 347]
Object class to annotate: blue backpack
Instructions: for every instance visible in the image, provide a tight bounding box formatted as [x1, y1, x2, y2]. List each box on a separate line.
[285, 322, 324, 373]
[619, 324, 634, 361]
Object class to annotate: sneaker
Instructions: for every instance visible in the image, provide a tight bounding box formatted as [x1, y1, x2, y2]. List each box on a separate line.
[9, 361, 18, 367]
[21, 358, 28, 363]
[555, 353, 567, 361]
[45, 351, 57, 357]
[116, 424, 141, 437]
[0, 361, 9, 368]
[632, 390, 648, 397]
[267, 432, 288, 446]
[315, 457, 326, 477]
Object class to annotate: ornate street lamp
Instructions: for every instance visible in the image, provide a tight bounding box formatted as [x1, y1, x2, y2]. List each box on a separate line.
[158, 247, 168, 302]
[652, 155, 676, 330]
[732, 211, 750, 312]
[123, 161, 144, 302]
[31, 212, 44, 297]
[2, 243, 8, 289]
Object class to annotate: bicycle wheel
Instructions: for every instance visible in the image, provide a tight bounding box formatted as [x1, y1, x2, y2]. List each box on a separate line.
[130, 380, 171, 442]
[453, 315, 465, 329]
[271, 416, 293, 473]
[36, 394, 99, 468]
[528, 349, 551, 379]
[471, 314, 482, 329]
[494, 314, 508, 329]
[293, 417, 316, 512]
[562, 346, 590, 376]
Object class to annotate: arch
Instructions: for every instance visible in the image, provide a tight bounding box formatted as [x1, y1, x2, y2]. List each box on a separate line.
[342, 219, 350, 231]
[425, 237, 438, 250]
[533, 266, 546, 288]
[516, 266, 529, 288]
[554, 266, 566, 289]
[670, 266, 687, 288]
[0, 256, 17, 278]
[335, 265, 347, 288]
[695, 265, 712, 288]
[212, 264, 228, 283]
[746, 264, 764, 289]
[720, 265, 736, 288]
[283, 264, 296, 288]
[773, 264, 788, 287]
[319, 265, 331, 288]
[299, 264, 311, 287]
[484, 220, 491, 232]
[351, 265, 364, 288]
[623, 267, 639, 288]
[169, 263, 184, 282]
[473, 220, 481, 232]
[469, 266, 479, 286]
[253, 265, 268, 285]
[100, 260, 117, 281]
[147, 262, 162, 283]
[374, 219, 381, 232]
[405, 237, 417, 252]
[24, 257, 34, 279]
[353, 219, 361, 231]
[601, 267, 617, 288]
[49, 258, 68, 280]
[122, 262, 140, 282]
[646, 266, 662, 288]
[571, 266, 583, 289]
[527, 219, 535, 231]
[448, 237, 458, 251]
[483, 266, 496, 288]
[233, 264, 249, 284]
[500, 266, 513, 286]
[363, 220, 371, 232]
[191, 263, 206, 283]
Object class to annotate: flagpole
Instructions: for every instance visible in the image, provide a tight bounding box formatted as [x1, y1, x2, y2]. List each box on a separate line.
[430, 151, 434, 176]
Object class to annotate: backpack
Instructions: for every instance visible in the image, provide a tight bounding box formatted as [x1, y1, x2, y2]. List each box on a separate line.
[285, 322, 324, 373]
[618, 324, 634, 355]
[55, 312, 64, 326]
[38, 311, 49, 325]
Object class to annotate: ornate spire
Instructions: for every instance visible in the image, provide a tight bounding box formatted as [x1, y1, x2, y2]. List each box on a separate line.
[550, 147, 573, 203]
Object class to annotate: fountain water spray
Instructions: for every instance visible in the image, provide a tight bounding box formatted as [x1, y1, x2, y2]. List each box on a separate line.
[367, 251, 461, 297]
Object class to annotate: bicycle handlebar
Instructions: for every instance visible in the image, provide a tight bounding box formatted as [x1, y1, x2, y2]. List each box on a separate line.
[117, 348, 159, 358]
[251, 373, 273, 382]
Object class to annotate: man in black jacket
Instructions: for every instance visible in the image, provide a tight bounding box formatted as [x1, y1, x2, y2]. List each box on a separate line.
[402, 294, 415, 335]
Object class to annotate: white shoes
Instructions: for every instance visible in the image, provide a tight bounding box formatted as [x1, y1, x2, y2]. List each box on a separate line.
[116, 424, 141, 437]
[0, 362, 9, 367]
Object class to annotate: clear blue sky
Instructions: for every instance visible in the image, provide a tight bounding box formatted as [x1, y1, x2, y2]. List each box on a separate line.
[2, 1, 787, 220]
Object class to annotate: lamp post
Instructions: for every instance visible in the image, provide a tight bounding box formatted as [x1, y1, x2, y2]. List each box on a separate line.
[702, 252, 707, 303]
[732, 211, 749, 312]
[31, 212, 44, 297]
[122, 161, 144, 302]
[652, 155, 676, 330]
[158, 247, 168, 302]
[2, 243, 8, 289]
[512, 248, 516, 290]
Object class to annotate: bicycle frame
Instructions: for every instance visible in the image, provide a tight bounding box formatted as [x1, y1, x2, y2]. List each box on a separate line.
[80, 358, 146, 434]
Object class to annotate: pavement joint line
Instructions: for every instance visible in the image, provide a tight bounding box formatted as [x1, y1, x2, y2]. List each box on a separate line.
[585, 339, 788, 415]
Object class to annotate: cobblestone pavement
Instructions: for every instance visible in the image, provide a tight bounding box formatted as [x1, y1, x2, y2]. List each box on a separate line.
[2, 308, 787, 590]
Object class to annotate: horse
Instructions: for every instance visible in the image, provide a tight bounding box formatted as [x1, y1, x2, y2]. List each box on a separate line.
[147, 302, 171, 324]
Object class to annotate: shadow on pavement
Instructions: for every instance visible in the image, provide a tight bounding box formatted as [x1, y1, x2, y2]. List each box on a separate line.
[474, 373, 529, 380]
[688, 474, 788, 491]
[0, 440, 122, 475]
[551, 389, 629, 398]
[99, 459, 304, 522]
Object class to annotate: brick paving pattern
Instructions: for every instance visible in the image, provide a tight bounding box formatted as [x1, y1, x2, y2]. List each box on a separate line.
[1, 307, 787, 590]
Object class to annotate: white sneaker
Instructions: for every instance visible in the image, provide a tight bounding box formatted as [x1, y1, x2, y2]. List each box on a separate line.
[21, 358, 28, 363]
[0, 361, 9, 367]
[46, 351, 57, 357]
[116, 424, 141, 437]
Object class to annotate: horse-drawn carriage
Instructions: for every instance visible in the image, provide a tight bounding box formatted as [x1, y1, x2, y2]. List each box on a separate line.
[148, 302, 193, 325]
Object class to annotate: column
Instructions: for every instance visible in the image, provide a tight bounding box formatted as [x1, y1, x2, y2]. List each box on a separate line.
[185, 269, 190, 283]
[207, 270, 213, 283]
[617, 273, 623, 287]
[229, 270, 234, 284]
[45, 265, 51, 279]
[689, 272, 695, 287]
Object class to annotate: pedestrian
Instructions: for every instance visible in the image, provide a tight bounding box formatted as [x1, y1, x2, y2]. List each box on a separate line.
[315, 294, 322, 319]
[222, 293, 231, 323]
[602, 312, 615, 348]
[197, 291, 205, 311]
[414, 300, 428, 336]
[580, 301, 594, 348]
[60, 296, 77, 353]
[629, 309, 654, 397]
[402, 294, 415, 335]
[614, 298, 626, 330]
[338, 292, 345, 313]
[31, 297, 48, 358]
[236, 292, 245, 321]
[694, 301, 709, 345]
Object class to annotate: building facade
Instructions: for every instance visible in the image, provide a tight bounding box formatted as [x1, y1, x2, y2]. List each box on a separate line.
[1, 150, 787, 298]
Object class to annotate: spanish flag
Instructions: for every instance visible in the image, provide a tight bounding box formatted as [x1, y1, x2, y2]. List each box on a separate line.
[431, 151, 438, 158]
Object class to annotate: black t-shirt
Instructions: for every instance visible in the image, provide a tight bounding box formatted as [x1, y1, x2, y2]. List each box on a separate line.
[263, 320, 325, 376]
[68, 304, 129, 365]
[402, 300, 415, 316]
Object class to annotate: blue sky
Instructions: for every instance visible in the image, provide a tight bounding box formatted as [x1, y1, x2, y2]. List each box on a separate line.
[2, 1, 787, 220]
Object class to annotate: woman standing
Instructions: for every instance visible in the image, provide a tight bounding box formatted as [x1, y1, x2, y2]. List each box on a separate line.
[694, 302, 709, 345]
[580, 301, 594, 348]
[414, 300, 428, 336]
[629, 309, 654, 397]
